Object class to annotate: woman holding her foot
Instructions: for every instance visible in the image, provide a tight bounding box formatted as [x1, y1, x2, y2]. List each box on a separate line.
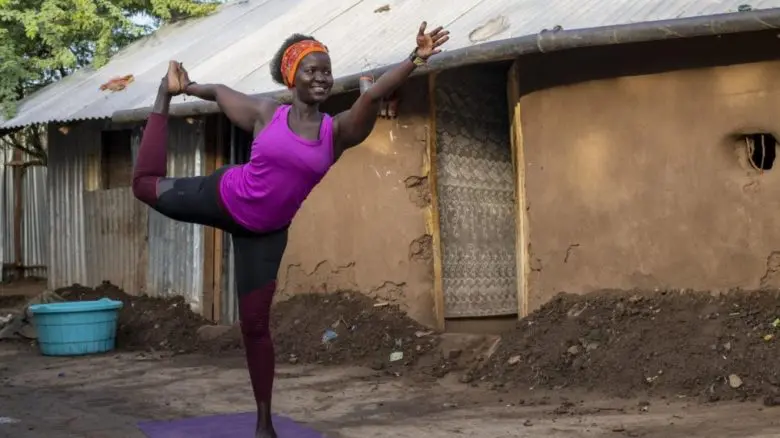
[132, 21, 449, 437]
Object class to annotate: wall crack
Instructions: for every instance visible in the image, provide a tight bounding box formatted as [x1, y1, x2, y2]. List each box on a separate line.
[564, 243, 580, 263]
[759, 251, 780, 288]
[279, 260, 358, 296]
[528, 243, 543, 272]
[307, 260, 356, 277]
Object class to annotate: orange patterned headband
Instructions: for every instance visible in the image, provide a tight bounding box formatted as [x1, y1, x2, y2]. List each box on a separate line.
[281, 40, 329, 88]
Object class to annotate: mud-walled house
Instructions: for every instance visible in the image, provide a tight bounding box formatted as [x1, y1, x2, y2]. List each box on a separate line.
[3, 0, 780, 330]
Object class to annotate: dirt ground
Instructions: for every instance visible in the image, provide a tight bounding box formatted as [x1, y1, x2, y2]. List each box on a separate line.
[1, 342, 779, 438]
[2, 280, 780, 436]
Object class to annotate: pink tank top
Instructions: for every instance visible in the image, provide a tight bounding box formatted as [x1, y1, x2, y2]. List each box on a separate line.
[219, 105, 334, 233]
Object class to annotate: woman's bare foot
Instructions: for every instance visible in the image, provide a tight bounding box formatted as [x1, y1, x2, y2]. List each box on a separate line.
[255, 404, 277, 438]
[255, 426, 277, 438]
[166, 60, 184, 95]
[177, 63, 193, 94]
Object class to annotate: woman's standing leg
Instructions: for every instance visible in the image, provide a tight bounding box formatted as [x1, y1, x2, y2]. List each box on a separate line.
[232, 228, 289, 438]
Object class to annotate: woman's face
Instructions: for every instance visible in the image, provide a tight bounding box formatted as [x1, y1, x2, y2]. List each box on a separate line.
[294, 52, 333, 104]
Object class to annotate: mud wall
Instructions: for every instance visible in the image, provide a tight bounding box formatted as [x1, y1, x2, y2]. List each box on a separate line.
[519, 59, 780, 310]
[277, 77, 436, 326]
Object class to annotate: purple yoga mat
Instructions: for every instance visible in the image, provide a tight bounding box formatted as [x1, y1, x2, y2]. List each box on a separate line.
[138, 412, 326, 438]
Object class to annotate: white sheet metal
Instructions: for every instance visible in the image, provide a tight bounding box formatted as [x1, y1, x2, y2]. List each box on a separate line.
[4, 0, 780, 129]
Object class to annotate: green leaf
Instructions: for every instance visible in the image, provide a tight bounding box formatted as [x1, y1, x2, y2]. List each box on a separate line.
[0, 0, 220, 119]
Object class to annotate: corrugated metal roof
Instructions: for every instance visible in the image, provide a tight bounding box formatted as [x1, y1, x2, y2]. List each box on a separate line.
[3, 0, 780, 129]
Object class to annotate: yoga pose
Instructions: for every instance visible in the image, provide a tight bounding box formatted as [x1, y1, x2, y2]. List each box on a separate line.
[132, 21, 449, 438]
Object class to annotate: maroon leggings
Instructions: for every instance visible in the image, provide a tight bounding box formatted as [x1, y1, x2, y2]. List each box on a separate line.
[132, 113, 287, 411]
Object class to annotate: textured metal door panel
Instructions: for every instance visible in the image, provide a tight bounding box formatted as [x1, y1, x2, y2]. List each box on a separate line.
[434, 65, 518, 317]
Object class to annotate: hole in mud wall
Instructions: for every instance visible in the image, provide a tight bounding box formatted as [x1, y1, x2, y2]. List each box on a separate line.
[743, 133, 777, 171]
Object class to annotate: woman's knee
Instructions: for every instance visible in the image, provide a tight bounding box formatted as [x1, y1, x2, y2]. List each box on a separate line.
[240, 318, 270, 339]
[238, 283, 275, 338]
[240, 308, 271, 339]
[132, 176, 158, 206]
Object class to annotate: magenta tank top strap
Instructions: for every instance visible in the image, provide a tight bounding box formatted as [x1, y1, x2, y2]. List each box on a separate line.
[271, 104, 288, 124]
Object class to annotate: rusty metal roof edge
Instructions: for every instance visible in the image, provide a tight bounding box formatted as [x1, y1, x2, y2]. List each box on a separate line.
[0, 115, 110, 136]
[107, 7, 780, 123]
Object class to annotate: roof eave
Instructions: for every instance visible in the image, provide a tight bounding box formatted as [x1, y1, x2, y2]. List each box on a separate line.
[105, 8, 780, 123]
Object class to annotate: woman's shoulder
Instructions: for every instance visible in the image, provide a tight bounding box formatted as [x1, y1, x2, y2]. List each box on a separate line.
[256, 98, 283, 122]
[252, 99, 287, 136]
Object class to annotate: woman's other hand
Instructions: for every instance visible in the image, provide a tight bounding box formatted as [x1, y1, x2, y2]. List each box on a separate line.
[415, 21, 450, 59]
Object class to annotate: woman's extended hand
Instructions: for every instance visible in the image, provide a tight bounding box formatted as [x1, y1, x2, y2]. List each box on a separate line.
[415, 21, 450, 59]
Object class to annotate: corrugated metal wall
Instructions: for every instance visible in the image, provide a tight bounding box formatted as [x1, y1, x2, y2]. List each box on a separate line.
[1, 148, 12, 274]
[21, 160, 48, 279]
[1, 145, 49, 280]
[219, 124, 251, 324]
[84, 188, 148, 293]
[45, 118, 207, 311]
[47, 123, 99, 289]
[141, 118, 206, 313]
[221, 235, 237, 323]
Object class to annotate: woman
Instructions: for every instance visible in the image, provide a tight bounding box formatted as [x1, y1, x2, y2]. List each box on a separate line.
[131, 21, 449, 438]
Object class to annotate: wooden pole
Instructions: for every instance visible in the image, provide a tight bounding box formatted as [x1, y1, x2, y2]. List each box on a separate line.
[426, 73, 446, 331]
[212, 115, 226, 323]
[202, 117, 216, 321]
[506, 61, 530, 318]
[12, 148, 23, 279]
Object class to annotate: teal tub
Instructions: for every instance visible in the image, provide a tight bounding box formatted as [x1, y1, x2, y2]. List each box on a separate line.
[29, 298, 124, 356]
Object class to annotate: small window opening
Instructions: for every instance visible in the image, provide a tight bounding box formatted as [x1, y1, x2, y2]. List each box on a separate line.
[100, 130, 133, 189]
[744, 133, 777, 171]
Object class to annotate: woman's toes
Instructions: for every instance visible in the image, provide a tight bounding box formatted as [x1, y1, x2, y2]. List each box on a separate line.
[166, 60, 182, 95]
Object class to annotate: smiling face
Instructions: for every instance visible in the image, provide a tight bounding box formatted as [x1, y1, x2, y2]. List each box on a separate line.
[293, 52, 333, 104]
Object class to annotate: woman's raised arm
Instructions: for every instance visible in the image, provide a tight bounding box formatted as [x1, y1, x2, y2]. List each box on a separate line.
[174, 63, 277, 134]
[333, 22, 449, 150]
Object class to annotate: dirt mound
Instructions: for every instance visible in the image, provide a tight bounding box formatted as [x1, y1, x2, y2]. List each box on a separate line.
[56, 282, 209, 353]
[53, 283, 439, 368]
[0, 294, 27, 310]
[477, 289, 780, 402]
[208, 291, 440, 371]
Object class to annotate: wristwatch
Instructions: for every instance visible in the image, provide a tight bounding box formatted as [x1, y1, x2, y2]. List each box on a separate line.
[409, 48, 426, 66]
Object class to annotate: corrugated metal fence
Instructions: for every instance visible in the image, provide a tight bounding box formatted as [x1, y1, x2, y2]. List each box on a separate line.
[1, 147, 49, 280]
[47, 118, 204, 309]
[47, 123, 97, 287]
[136, 118, 205, 311]
[84, 188, 148, 293]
